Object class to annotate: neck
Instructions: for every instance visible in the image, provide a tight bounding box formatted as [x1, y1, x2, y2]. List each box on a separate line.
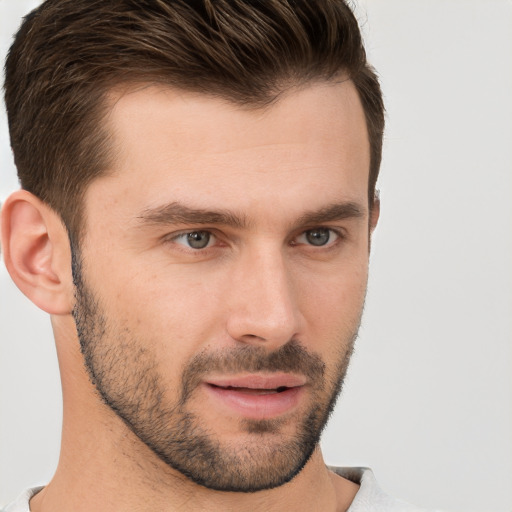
[32, 430, 357, 512]
[31, 319, 358, 512]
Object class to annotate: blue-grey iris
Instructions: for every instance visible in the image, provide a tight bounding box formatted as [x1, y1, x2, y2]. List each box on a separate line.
[187, 231, 210, 249]
[305, 228, 330, 246]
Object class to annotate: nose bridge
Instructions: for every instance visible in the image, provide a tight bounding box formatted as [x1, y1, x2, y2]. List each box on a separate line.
[226, 241, 301, 347]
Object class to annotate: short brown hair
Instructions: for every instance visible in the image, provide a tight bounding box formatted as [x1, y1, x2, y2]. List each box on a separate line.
[4, 0, 384, 241]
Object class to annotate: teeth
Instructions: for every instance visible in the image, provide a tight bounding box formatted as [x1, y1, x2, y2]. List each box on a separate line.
[222, 386, 288, 395]
[245, 389, 278, 395]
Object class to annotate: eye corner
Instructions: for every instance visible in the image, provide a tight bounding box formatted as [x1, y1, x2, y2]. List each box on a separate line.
[293, 226, 343, 248]
[162, 229, 217, 251]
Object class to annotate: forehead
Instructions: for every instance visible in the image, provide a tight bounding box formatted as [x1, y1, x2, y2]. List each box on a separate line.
[88, 80, 370, 222]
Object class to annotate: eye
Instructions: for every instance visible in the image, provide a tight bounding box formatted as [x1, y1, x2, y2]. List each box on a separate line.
[295, 228, 339, 247]
[173, 230, 213, 249]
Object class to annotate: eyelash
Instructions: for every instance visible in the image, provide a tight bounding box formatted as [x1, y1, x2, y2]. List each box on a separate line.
[292, 227, 342, 248]
[171, 230, 218, 250]
[166, 227, 345, 252]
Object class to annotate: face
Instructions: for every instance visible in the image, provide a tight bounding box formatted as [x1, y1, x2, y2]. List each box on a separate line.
[73, 80, 374, 492]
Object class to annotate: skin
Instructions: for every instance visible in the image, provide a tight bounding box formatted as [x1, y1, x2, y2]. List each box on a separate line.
[1, 79, 378, 511]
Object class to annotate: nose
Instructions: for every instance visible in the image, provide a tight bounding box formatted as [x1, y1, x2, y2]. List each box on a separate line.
[225, 245, 302, 350]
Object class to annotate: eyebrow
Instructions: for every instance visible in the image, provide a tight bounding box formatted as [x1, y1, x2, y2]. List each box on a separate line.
[136, 200, 366, 229]
[295, 201, 366, 227]
[137, 202, 247, 228]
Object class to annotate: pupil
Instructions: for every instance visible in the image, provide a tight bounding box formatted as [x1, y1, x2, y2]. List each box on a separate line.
[187, 231, 210, 249]
[306, 228, 330, 246]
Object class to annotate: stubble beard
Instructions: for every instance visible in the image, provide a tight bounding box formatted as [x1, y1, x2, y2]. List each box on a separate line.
[71, 247, 359, 492]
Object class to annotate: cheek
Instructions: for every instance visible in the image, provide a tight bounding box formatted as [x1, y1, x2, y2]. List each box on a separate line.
[298, 260, 368, 329]
[299, 267, 366, 382]
[97, 267, 226, 364]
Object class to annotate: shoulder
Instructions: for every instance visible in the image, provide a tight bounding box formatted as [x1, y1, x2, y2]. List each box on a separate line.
[329, 467, 442, 512]
[1, 487, 43, 512]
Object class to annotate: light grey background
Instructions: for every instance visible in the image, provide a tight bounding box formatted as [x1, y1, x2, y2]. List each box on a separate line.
[1, 1, 511, 510]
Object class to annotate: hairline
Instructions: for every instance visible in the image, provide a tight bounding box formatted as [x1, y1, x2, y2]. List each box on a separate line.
[71, 73, 372, 245]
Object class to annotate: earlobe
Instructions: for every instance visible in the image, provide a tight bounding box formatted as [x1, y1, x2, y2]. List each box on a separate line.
[1, 190, 74, 315]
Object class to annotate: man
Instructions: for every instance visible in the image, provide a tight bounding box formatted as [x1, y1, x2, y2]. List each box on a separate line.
[0, 1, 433, 510]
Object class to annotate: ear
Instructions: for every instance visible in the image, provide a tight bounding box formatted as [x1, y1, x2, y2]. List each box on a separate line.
[1, 190, 74, 315]
[367, 193, 380, 255]
[369, 193, 380, 234]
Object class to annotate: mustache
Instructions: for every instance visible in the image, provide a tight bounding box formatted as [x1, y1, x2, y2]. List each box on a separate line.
[179, 340, 326, 404]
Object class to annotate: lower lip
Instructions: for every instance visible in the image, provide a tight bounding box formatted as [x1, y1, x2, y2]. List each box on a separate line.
[203, 384, 303, 420]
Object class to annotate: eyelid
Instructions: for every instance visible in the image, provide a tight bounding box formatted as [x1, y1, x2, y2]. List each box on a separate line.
[292, 227, 345, 247]
[161, 226, 346, 251]
[164, 229, 218, 249]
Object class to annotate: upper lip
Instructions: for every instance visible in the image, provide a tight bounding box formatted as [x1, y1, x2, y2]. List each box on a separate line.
[205, 373, 307, 390]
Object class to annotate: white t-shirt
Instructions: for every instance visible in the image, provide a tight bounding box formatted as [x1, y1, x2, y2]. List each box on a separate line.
[332, 467, 439, 511]
[1, 467, 439, 511]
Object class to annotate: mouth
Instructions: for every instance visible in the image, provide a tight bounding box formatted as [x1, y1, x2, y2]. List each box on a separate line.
[203, 374, 306, 420]
[208, 384, 291, 395]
